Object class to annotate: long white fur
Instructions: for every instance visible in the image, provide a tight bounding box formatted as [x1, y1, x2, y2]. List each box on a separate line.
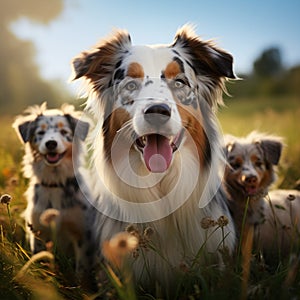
[72, 25, 236, 292]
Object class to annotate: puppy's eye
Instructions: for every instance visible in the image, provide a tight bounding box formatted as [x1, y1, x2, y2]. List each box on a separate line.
[125, 81, 138, 91]
[37, 130, 45, 135]
[230, 162, 241, 170]
[60, 129, 67, 136]
[255, 161, 263, 168]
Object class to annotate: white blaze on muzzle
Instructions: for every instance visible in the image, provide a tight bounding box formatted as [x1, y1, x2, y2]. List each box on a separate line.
[131, 79, 183, 173]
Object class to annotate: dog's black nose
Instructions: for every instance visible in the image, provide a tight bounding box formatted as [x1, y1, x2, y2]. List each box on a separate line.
[243, 175, 258, 185]
[45, 140, 58, 151]
[144, 104, 171, 124]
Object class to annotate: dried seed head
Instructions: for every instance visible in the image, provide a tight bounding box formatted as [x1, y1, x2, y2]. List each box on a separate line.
[125, 224, 138, 234]
[102, 232, 139, 269]
[201, 217, 216, 229]
[217, 215, 229, 227]
[110, 232, 138, 252]
[39, 209, 60, 226]
[0, 194, 12, 204]
[144, 227, 154, 238]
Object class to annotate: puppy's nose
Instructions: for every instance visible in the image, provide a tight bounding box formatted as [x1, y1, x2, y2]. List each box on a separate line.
[242, 174, 258, 185]
[144, 104, 171, 124]
[45, 140, 58, 151]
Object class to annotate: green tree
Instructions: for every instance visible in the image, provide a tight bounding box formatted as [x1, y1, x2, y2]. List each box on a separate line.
[253, 47, 283, 78]
[0, 0, 72, 115]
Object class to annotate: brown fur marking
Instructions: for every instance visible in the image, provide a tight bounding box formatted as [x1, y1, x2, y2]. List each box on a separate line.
[127, 62, 145, 78]
[164, 61, 181, 79]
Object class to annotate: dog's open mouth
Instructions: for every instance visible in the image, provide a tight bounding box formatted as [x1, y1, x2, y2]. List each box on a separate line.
[135, 129, 184, 173]
[44, 152, 66, 165]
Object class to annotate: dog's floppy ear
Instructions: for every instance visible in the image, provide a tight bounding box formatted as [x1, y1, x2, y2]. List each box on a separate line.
[173, 25, 236, 79]
[70, 30, 132, 91]
[17, 121, 35, 143]
[72, 51, 98, 81]
[65, 114, 89, 141]
[258, 139, 283, 165]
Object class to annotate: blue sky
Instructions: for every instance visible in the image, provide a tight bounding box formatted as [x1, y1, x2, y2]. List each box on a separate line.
[11, 0, 300, 93]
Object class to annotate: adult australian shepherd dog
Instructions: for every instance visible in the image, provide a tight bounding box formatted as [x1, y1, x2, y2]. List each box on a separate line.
[71, 25, 236, 291]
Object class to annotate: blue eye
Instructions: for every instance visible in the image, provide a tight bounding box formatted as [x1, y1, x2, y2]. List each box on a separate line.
[174, 79, 185, 89]
[125, 81, 138, 91]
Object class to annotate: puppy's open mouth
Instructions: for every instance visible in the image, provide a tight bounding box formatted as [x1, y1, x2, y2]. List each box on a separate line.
[244, 185, 259, 196]
[135, 129, 184, 173]
[44, 152, 66, 165]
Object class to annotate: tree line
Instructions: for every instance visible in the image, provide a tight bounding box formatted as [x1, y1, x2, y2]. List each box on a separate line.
[0, 0, 299, 115]
[227, 47, 300, 99]
[0, 0, 72, 115]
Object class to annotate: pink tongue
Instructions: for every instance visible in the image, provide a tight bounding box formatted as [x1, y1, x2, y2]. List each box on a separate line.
[143, 135, 173, 173]
[246, 186, 257, 195]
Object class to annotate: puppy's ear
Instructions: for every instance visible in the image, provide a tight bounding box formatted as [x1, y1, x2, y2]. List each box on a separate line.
[65, 114, 89, 141]
[17, 121, 34, 143]
[225, 142, 235, 155]
[259, 139, 283, 165]
[222, 134, 236, 157]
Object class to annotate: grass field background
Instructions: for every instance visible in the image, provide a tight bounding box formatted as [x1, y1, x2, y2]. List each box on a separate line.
[0, 95, 299, 299]
[219, 96, 300, 188]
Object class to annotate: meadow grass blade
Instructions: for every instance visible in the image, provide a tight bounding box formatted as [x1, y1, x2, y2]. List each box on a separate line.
[237, 196, 250, 269]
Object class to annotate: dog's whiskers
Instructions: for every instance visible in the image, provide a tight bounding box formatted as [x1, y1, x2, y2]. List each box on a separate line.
[116, 120, 134, 134]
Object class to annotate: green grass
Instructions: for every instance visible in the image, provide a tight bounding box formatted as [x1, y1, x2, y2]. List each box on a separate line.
[0, 96, 299, 299]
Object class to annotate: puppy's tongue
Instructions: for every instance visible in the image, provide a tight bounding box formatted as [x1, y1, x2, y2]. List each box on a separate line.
[245, 186, 258, 195]
[143, 134, 172, 173]
[46, 153, 60, 164]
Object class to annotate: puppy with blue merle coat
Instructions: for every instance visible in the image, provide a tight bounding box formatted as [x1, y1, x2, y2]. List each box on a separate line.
[13, 102, 95, 285]
[223, 131, 300, 262]
[223, 131, 283, 231]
